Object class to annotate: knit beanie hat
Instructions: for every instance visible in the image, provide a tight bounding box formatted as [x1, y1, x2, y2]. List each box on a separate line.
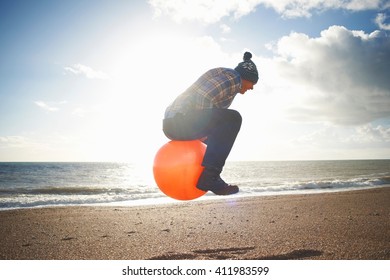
[234, 52, 259, 84]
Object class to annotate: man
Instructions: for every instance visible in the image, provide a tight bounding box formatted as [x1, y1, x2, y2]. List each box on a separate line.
[163, 52, 259, 195]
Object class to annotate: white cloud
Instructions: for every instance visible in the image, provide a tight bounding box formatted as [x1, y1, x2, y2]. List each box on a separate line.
[64, 64, 110, 80]
[353, 124, 390, 146]
[293, 124, 390, 146]
[148, 0, 387, 23]
[220, 23, 231, 34]
[375, 13, 390, 30]
[265, 25, 390, 125]
[0, 136, 31, 149]
[0, 134, 81, 161]
[34, 101, 59, 112]
[72, 107, 87, 117]
[148, 0, 259, 23]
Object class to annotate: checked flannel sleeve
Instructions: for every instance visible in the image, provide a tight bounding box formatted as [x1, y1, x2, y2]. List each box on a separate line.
[164, 68, 242, 118]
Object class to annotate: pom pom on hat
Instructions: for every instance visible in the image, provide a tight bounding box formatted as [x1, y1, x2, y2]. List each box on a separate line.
[234, 52, 259, 84]
[243, 51, 252, 61]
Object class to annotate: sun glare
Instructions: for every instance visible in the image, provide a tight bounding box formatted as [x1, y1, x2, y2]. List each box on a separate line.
[88, 29, 231, 163]
[81, 24, 272, 163]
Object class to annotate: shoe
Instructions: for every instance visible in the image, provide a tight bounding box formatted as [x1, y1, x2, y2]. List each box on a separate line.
[196, 168, 239, 195]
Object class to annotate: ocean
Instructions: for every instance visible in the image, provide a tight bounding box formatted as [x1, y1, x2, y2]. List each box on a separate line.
[0, 160, 389, 210]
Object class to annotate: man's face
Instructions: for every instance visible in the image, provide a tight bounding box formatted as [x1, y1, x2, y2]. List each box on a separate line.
[239, 79, 255, 94]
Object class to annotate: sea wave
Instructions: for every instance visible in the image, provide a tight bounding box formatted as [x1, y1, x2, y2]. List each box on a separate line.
[288, 176, 390, 190]
[239, 176, 390, 195]
[0, 185, 160, 209]
[1, 161, 389, 210]
[0, 186, 150, 195]
[1, 176, 389, 210]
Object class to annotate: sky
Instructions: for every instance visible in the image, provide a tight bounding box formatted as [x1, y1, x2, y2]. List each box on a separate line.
[0, 0, 390, 162]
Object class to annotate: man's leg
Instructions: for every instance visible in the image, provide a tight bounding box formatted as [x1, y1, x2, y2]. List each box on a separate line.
[163, 109, 242, 195]
[199, 109, 242, 171]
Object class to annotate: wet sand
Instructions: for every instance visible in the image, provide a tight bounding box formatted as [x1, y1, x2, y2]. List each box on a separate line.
[0, 187, 389, 260]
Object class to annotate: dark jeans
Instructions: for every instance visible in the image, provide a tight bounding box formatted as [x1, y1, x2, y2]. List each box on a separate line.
[163, 109, 242, 172]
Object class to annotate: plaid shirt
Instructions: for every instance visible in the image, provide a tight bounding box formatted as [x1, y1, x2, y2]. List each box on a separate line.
[164, 68, 242, 118]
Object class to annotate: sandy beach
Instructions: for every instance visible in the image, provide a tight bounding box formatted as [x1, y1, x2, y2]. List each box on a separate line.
[0, 187, 389, 260]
